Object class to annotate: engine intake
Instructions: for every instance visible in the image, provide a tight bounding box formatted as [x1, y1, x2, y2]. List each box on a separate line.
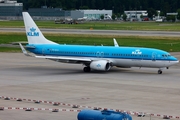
[90, 60, 111, 71]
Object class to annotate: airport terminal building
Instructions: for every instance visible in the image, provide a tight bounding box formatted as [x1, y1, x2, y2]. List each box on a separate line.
[27, 9, 112, 20]
[0, 0, 112, 20]
[124, 10, 148, 21]
[79, 10, 112, 20]
[0, 0, 23, 19]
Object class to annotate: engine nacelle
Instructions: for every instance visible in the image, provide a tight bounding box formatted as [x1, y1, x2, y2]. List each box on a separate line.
[90, 60, 111, 71]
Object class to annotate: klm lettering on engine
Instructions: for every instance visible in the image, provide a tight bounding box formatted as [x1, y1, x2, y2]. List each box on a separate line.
[27, 27, 39, 36]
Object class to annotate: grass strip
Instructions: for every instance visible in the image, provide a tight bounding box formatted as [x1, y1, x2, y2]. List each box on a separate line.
[0, 32, 180, 52]
[0, 21, 180, 31]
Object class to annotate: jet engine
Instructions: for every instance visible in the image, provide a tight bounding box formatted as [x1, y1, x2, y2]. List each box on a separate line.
[90, 60, 111, 71]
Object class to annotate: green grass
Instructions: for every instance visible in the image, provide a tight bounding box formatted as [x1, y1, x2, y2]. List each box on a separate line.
[0, 33, 26, 44]
[0, 47, 21, 52]
[0, 20, 180, 31]
[0, 33, 180, 52]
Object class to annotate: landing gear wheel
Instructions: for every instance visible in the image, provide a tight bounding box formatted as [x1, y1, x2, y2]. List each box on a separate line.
[83, 67, 91, 72]
[158, 70, 162, 74]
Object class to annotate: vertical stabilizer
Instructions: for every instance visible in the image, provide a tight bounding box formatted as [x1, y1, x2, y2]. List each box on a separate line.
[22, 12, 57, 44]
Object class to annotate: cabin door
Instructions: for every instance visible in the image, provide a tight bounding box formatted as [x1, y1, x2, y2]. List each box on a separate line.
[152, 52, 156, 61]
[42, 48, 46, 56]
[96, 51, 104, 58]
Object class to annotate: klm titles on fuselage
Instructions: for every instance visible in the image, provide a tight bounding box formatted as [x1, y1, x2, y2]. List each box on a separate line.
[27, 27, 39, 36]
[132, 50, 142, 55]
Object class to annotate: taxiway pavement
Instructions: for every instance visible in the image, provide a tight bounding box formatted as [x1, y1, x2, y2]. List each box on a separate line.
[1, 28, 180, 37]
[0, 53, 180, 120]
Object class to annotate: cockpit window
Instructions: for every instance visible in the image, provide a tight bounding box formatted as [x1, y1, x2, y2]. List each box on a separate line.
[162, 54, 171, 57]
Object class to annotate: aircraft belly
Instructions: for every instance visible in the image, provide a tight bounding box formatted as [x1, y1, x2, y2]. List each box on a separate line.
[112, 59, 174, 68]
[145, 60, 175, 68]
[112, 59, 140, 67]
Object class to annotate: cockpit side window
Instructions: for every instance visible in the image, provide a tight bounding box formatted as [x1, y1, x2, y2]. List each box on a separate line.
[162, 54, 171, 57]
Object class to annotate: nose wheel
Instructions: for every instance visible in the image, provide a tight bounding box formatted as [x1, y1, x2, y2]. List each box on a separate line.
[158, 70, 162, 74]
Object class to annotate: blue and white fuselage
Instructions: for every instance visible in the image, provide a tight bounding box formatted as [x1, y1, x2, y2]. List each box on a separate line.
[20, 12, 179, 74]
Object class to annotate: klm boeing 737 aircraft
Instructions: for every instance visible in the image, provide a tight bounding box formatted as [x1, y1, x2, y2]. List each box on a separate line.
[20, 12, 179, 74]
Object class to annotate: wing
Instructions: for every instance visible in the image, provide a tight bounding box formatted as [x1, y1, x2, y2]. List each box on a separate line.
[35, 55, 92, 64]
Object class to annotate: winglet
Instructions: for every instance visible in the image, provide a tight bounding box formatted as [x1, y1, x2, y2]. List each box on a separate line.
[19, 43, 32, 56]
[113, 38, 119, 47]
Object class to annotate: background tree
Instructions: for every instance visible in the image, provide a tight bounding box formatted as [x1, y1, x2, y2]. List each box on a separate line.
[100, 15, 104, 20]
[160, 11, 165, 16]
[18, 0, 180, 15]
[80, 6, 89, 9]
[177, 9, 180, 20]
[112, 14, 116, 20]
[116, 13, 121, 19]
[140, 14, 143, 20]
[166, 15, 176, 22]
[122, 13, 127, 21]
[147, 8, 157, 19]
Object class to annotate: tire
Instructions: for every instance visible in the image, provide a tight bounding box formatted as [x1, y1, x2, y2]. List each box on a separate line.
[158, 70, 162, 74]
[83, 67, 91, 72]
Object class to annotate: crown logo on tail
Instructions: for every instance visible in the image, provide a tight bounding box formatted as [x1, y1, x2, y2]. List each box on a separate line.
[30, 27, 36, 32]
[27, 27, 39, 36]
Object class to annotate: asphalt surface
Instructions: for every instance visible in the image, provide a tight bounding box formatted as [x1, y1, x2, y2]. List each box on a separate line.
[0, 53, 180, 120]
[1, 28, 180, 37]
[1, 25, 180, 120]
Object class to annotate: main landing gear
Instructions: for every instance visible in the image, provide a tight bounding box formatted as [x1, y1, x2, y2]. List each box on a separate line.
[83, 66, 91, 72]
[158, 67, 168, 74]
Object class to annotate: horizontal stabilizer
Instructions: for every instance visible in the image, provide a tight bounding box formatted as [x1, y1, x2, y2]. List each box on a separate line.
[19, 43, 32, 56]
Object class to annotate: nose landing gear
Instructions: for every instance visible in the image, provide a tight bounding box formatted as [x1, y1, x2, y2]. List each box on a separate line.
[158, 70, 162, 74]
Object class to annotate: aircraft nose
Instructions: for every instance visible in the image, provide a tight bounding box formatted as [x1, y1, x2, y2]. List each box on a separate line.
[172, 57, 179, 63]
[170, 57, 179, 66]
[174, 57, 179, 62]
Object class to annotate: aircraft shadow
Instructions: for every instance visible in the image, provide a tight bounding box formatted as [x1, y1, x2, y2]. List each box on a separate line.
[7, 65, 158, 76]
